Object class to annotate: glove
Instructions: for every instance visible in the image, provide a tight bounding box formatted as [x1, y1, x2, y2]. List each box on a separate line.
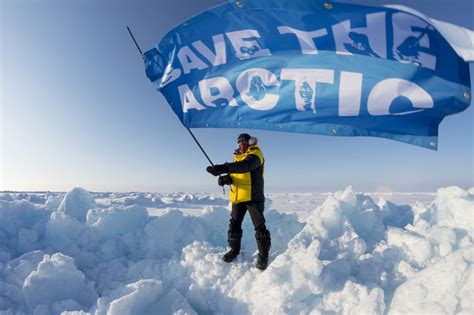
[206, 164, 228, 176]
[218, 175, 232, 186]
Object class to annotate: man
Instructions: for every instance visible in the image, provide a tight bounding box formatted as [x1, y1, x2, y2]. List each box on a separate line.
[206, 133, 271, 270]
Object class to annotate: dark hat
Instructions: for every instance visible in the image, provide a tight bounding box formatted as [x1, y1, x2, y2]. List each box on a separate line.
[237, 133, 251, 142]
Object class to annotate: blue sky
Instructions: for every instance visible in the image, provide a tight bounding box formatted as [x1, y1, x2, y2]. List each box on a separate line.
[1, 0, 473, 193]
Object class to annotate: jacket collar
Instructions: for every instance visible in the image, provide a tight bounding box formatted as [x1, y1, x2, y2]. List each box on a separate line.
[234, 144, 259, 155]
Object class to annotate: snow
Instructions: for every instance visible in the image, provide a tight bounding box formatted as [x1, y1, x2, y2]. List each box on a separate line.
[389, 247, 474, 314]
[0, 187, 472, 314]
[86, 205, 148, 238]
[23, 253, 98, 312]
[96, 279, 163, 315]
[58, 188, 97, 222]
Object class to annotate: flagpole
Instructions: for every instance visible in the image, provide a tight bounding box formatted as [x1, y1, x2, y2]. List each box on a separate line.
[126, 26, 217, 168]
[126, 26, 144, 56]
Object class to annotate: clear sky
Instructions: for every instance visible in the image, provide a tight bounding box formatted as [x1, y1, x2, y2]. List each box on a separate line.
[1, 0, 473, 193]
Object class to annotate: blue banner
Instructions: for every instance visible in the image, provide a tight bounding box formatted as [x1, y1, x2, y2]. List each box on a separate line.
[143, 0, 472, 149]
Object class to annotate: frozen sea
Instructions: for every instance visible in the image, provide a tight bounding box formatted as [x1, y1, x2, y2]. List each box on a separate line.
[0, 187, 472, 314]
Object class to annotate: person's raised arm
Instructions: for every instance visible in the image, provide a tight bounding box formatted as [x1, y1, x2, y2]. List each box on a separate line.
[225, 154, 261, 174]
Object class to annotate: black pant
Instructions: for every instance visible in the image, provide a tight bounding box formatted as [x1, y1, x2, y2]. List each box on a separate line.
[229, 201, 267, 232]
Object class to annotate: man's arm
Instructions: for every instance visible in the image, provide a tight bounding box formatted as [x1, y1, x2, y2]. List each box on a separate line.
[226, 154, 261, 174]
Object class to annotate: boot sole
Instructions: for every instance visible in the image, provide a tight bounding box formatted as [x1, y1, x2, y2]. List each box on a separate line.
[256, 264, 268, 270]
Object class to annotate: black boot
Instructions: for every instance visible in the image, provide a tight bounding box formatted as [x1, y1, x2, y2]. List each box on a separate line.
[222, 249, 239, 263]
[256, 254, 268, 270]
[223, 227, 242, 263]
[255, 228, 271, 270]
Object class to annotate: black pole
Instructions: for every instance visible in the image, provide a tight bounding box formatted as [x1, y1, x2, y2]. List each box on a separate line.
[186, 128, 215, 166]
[127, 26, 144, 57]
[126, 26, 216, 168]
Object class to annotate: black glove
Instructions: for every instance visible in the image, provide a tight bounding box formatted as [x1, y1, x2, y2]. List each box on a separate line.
[206, 164, 228, 176]
[218, 175, 232, 186]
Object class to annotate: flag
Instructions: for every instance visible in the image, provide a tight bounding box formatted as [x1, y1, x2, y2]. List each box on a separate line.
[143, 0, 473, 149]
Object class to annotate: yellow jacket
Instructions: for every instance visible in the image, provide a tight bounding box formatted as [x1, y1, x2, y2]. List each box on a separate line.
[229, 144, 265, 204]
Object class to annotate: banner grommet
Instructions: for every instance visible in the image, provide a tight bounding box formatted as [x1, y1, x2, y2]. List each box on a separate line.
[463, 90, 471, 101]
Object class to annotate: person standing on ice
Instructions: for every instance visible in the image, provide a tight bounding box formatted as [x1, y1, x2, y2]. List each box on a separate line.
[206, 133, 271, 270]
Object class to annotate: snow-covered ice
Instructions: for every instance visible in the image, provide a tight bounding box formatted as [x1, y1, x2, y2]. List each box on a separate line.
[0, 186, 472, 314]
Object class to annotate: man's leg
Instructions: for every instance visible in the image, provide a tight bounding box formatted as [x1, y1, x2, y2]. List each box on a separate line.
[223, 202, 247, 263]
[247, 202, 271, 270]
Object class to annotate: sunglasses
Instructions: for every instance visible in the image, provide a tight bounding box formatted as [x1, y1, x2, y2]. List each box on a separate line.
[238, 139, 248, 144]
